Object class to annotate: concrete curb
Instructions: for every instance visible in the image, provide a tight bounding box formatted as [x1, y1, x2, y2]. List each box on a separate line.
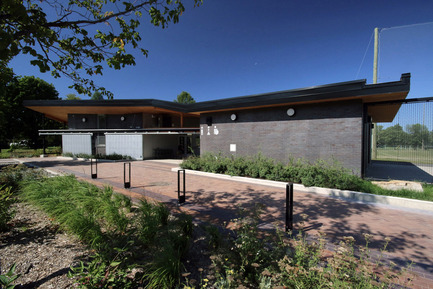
[171, 168, 433, 214]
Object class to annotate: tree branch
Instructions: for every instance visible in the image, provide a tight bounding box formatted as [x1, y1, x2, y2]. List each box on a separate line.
[45, 1, 152, 28]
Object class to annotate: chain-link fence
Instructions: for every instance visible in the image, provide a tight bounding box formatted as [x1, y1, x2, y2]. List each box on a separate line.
[374, 99, 433, 165]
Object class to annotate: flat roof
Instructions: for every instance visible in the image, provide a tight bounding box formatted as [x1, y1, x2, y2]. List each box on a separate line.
[24, 73, 410, 123]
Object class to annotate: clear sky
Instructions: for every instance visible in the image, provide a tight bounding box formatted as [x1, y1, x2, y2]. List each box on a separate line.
[8, 0, 433, 101]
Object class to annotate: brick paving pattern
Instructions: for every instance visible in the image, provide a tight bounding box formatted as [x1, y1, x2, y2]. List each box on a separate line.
[15, 157, 433, 288]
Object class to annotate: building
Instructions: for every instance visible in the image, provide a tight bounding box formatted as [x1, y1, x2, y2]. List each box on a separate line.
[24, 73, 410, 176]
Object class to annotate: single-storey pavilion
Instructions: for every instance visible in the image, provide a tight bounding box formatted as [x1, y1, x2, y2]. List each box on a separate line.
[24, 73, 410, 176]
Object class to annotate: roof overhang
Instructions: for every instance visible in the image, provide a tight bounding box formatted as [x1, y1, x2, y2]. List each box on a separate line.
[24, 73, 410, 123]
[23, 99, 197, 123]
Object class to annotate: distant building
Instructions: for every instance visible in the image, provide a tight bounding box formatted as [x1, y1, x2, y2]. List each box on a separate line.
[24, 73, 410, 176]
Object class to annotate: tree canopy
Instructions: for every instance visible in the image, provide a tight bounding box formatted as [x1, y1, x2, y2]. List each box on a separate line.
[91, 91, 104, 100]
[0, 75, 62, 148]
[377, 123, 433, 149]
[0, 0, 202, 98]
[174, 91, 195, 104]
[65, 93, 81, 100]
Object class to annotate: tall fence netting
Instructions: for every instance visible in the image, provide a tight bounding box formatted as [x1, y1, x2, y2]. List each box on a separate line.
[374, 100, 433, 165]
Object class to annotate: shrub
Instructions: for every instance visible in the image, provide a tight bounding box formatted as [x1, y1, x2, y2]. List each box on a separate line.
[181, 153, 432, 201]
[0, 186, 16, 232]
[209, 206, 411, 288]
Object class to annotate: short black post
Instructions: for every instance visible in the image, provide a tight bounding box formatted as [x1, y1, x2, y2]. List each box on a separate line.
[177, 169, 186, 204]
[42, 136, 46, 156]
[91, 158, 97, 179]
[285, 183, 294, 232]
[124, 162, 131, 188]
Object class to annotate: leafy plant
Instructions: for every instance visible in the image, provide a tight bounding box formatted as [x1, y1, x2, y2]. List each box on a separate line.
[69, 249, 134, 289]
[208, 206, 411, 288]
[0, 263, 20, 289]
[17, 175, 193, 288]
[181, 153, 433, 201]
[0, 185, 15, 232]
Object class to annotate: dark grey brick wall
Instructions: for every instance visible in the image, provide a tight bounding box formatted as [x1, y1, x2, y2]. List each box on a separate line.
[200, 100, 364, 175]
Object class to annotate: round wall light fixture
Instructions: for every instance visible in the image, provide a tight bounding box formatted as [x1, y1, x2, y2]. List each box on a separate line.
[120, 116, 125, 121]
[230, 113, 237, 121]
[81, 117, 87, 123]
[286, 108, 295, 117]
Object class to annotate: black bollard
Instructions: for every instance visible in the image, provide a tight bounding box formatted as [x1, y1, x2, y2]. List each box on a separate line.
[91, 158, 97, 179]
[177, 169, 186, 204]
[124, 162, 131, 188]
[286, 183, 294, 232]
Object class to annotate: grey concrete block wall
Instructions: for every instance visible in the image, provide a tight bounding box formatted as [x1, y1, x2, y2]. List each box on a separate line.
[199, 101, 364, 175]
[62, 134, 92, 155]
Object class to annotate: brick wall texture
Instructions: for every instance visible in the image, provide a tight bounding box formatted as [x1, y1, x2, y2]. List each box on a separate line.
[200, 100, 364, 175]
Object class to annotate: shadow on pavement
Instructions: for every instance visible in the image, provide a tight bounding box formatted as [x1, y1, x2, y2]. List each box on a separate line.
[366, 160, 433, 183]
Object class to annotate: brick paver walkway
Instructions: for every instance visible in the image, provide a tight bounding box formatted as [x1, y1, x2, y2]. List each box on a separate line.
[16, 157, 433, 288]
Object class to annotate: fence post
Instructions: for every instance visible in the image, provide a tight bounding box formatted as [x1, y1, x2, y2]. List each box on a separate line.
[124, 162, 131, 188]
[286, 183, 293, 232]
[91, 158, 97, 179]
[177, 169, 186, 204]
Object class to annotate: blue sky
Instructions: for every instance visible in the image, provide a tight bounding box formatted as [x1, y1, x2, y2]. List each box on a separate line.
[9, 0, 433, 101]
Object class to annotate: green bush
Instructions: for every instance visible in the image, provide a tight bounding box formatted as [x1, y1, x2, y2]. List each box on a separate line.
[0, 164, 46, 192]
[208, 206, 411, 288]
[0, 186, 16, 232]
[62, 152, 133, 160]
[181, 153, 433, 201]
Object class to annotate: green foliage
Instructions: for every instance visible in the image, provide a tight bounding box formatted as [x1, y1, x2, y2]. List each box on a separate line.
[174, 91, 196, 104]
[181, 153, 433, 201]
[68, 249, 134, 289]
[0, 75, 61, 148]
[91, 91, 104, 100]
[65, 93, 81, 100]
[377, 123, 433, 149]
[0, 185, 15, 232]
[0, 164, 46, 192]
[62, 152, 133, 160]
[208, 206, 409, 288]
[0, 263, 20, 289]
[1, 0, 203, 97]
[17, 174, 193, 288]
[0, 147, 61, 158]
[20, 175, 131, 249]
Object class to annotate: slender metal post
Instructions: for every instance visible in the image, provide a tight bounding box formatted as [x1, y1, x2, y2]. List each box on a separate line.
[124, 162, 131, 188]
[178, 169, 186, 204]
[91, 158, 97, 179]
[42, 135, 46, 156]
[372, 27, 379, 160]
[285, 183, 294, 232]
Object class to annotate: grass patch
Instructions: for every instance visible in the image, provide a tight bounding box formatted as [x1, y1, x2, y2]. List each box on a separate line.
[0, 146, 61, 158]
[375, 147, 433, 164]
[181, 153, 433, 202]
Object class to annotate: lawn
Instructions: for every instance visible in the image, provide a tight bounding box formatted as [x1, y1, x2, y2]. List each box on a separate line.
[0, 147, 61, 158]
[375, 147, 433, 164]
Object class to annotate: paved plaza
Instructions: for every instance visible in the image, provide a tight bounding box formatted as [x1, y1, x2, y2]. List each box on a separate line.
[9, 157, 433, 288]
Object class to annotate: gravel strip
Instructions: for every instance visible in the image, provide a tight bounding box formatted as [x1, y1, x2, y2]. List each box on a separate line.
[0, 202, 89, 289]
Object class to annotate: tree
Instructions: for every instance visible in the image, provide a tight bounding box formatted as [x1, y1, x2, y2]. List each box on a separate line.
[91, 91, 104, 100]
[379, 124, 408, 147]
[0, 0, 203, 98]
[406, 123, 431, 149]
[0, 75, 61, 148]
[65, 93, 81, 100]
[174, 91, 195, 104]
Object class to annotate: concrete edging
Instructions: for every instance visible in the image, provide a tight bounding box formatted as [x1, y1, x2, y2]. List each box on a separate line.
[171, 167, 433, 214]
